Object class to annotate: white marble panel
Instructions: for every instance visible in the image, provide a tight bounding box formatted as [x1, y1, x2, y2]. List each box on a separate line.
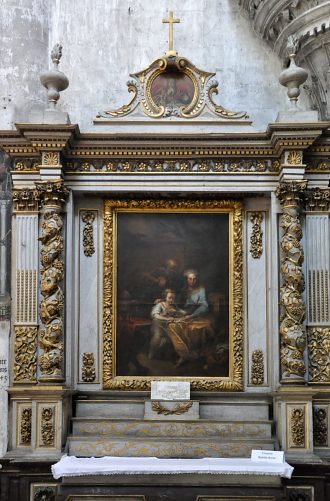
[78, 209, 99, 384]
[246, 210, 268, 387]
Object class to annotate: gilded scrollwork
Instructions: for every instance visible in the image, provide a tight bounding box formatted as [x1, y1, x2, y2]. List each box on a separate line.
[276, 181, 307, 382]
[249, 212, 263, 259]
[14, 326, 37, 382]
[103, 199, 243, 391]
[251, 349, 264, 385]
[82, 211, 96, 257]
[36, 181, 69, 380]
[41, 407, 55, 446]
[151, 401, 193, 415]
[313, 407, 328, 447]
[82, 352, 96, 382]
[20, 407, 32, 445]
[12, 189, 39, 212]
[307, 327, 330, 382]
[290, 408, 305, 447]
[305, 187, 330, 212]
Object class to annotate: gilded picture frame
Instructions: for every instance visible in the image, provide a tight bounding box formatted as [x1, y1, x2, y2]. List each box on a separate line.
[103, 199, 243, 391]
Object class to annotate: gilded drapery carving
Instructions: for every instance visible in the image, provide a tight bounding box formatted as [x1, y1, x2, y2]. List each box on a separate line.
[276, 180, 307, 383]
[36, 180, 69, 381]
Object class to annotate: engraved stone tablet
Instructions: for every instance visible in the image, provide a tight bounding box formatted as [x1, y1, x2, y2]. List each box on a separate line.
[151, 381, 190, 401]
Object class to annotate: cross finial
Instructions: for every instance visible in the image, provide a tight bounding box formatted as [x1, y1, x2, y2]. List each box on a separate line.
[162, 10, 180, 55]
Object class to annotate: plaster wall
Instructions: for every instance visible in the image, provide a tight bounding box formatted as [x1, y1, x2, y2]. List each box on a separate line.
[0, 0, 311, 132]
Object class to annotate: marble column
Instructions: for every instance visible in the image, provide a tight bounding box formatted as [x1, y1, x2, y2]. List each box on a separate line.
[35, 180, 70, 383]
[276, 180, 307, 384]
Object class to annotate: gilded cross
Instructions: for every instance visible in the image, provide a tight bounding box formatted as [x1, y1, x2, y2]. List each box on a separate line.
[162, 11, 180, 53]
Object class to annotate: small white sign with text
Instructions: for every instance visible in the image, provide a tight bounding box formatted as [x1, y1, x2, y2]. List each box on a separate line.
[251, 450, 285, 463]
[151, 381, 190, 401]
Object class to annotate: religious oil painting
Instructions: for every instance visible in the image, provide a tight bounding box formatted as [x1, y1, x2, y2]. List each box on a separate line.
[103, 200, 243, 391]
[150, 69, 195, 109]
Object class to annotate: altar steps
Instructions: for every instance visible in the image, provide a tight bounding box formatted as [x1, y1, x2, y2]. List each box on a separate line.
[66, 395, 276, 458]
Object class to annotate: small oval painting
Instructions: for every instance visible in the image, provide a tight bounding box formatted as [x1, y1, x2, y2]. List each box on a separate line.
[150, 70, 195, 109]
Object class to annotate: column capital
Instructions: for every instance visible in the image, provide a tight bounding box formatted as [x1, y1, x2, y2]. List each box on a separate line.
[305, 187, 330, 212]
[12, 188, 39, 212]
[276, 180, 307, 208]
[35, 179, 70, 210]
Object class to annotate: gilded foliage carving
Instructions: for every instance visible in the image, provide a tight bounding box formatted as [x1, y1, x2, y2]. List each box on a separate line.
[82, 211, 96, 257]
[249, 212, 263, 259]
[14, 326, 37, 382]
[103, 199, 243, 391]
[37, 181, 69, 380]
[251, 349, 264, 385]
[313, 407, 328, 447]
[307, 327, 330, 382]
[82, 352, 96, 382]
[276, 181, 307, 382]
[20, 407, 32, 445]
[41, 407, 54, 446]
[291, 408, 305, 447]
[305, 187, 330, 211]
[151, 401, 193, 415]
[12, 189, 39, 212]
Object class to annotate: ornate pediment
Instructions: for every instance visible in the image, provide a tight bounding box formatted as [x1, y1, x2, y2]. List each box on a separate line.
[95, 12, 249, 122]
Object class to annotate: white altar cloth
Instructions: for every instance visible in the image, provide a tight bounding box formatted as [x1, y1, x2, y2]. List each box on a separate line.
[52, 455, 294, 480]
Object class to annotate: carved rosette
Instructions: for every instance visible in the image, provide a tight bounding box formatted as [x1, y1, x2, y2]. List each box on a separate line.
[81, 352, 96, 382]
[249, 212, 263, 259]
[305, 188, 330, 212]
[14, 326, 37, 382]
[41, 407, 55, 446]
[276, 180, 307, 383]
[36, 180, 69, 381]
[20, 407, 32, 445]
[313, 407, 328, 447]
[290, 408, 305, 447]
[82, 212, 95, 257]
[307, 327, 330, 382]
[251, 349, 264, 385]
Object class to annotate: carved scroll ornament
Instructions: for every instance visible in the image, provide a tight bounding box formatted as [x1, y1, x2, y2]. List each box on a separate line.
[313, 407, 328, 447]
[250, 212, 263, 259]
[41, 407, 54, 446]
[276, 181, 307, 382]
[308, 327, 330, 382]
[251, 349, 264, 385]
[14, 326, 37, 382]
[82, 352, 96, 382]
[291, 408, 305, 447]
[82, 212, 95, 257]
[20, 407, 32, 445]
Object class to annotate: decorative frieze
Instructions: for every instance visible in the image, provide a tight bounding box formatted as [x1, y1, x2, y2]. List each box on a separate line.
[251, 349, 264, 385]
[249, 212, 263, 259]
[82, 212, 95, 257]
[14, 326, 37, 382]
[81, 352, 96, 382]
[276, 180, 307, 383]
[41, 407, 55, 446]
[290, 408, 305, 448]
[13, 159, 39, 172]
[20, 407, 32, 445]
[307, 327, 330, 382]
[313, 407, 328, 447]
[36, 180, 69, 381]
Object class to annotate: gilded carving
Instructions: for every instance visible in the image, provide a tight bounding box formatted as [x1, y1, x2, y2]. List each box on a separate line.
[12, 189, 39, 212]
[13, 160, 39, 172]
[41, 407, 55, 446]
[307, 327, 330, 382]
[291, 408, 305, 447]
[14, 326, 37, 382]
[151, 401, 193, 415]
[287, 151, 302, 165]
[33, 486, 56, 501]
[249, 212, 263, 259]
[82, 211, 96, 257]
[251, 349, 264, 385]
[82, 352, 96, 382]
[103, 199, 243, 391]
[36, 181, 69, 380]
[313, 407, 328, 447]
[42, 152, 60, 166]
[20, 407, 32, 445]
[276, 181, 307, 382]
[305, 187, 330, 211]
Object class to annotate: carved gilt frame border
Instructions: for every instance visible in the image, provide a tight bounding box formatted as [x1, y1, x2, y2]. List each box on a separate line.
[102, 199, 243, 391]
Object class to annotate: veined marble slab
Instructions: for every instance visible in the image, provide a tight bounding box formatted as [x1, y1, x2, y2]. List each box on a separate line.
[151, 381, 190, 401]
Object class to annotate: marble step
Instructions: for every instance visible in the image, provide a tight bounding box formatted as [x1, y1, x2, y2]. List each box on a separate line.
[71, 417, 272, 440]
[67, 435, 275, 458]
